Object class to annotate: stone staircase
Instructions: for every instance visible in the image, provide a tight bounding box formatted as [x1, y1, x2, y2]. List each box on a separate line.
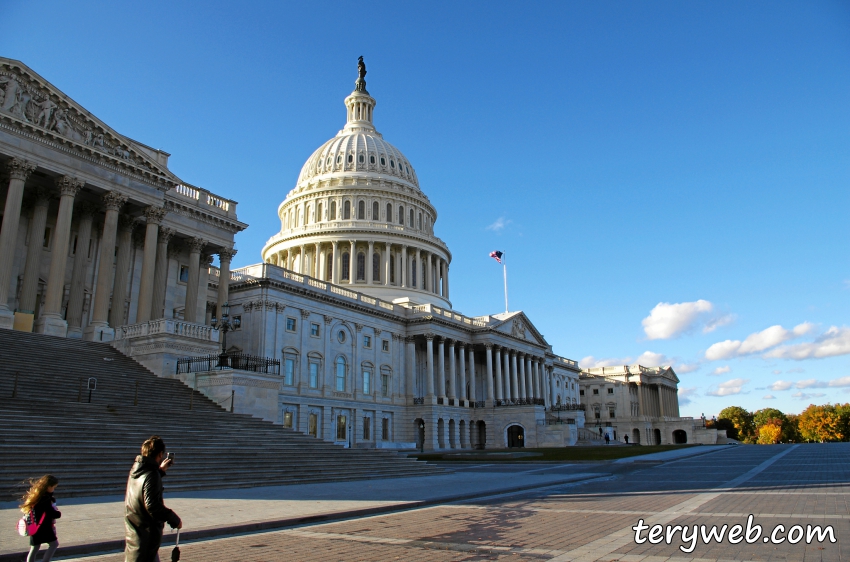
[0, 329, 442, 500]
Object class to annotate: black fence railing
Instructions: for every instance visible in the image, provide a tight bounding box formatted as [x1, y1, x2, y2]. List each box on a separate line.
[413, 397, 425, 405]
[494, 398, 545, 407]
[549, 403, 585, 411]
[176, 353, 281, 375]
[472, 400, 486, 408]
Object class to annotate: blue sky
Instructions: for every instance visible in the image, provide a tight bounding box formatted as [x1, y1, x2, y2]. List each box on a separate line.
[3, 1, 848, 418]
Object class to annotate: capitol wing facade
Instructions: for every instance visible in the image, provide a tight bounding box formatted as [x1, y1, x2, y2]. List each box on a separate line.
[0, 57, 720, 450]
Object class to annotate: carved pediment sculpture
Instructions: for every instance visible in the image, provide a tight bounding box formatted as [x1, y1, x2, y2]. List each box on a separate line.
[511, 319, 527, 340]
[0, 59, 178, 190]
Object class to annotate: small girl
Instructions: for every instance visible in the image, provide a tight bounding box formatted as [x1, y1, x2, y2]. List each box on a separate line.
[20, 475, 61, 562]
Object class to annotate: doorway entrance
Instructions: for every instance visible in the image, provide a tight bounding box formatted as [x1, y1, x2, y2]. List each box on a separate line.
[507, 424, 525, 448]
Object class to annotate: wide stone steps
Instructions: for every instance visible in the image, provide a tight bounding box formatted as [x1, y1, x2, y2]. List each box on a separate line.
[0, 329, 442, 499]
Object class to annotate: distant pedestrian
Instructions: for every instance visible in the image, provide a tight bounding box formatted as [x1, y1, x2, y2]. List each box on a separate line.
[624, 435, 629, 444]
[20, 474, 61, 562]
[604, 433, 610, 445]
[125, 436, 182, 562]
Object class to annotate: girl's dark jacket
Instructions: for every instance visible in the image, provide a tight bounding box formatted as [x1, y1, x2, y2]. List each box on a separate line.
[29, 491, 61, 546]
[124, 455, 180, 562]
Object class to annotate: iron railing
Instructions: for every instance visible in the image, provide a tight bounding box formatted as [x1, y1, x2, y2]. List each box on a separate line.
[472, 400, 486, 408]
[494, 398, 545, 407]
[549, 403, 585, 411]
[413, 397, 425, 405]
[176, 353, 281, 375]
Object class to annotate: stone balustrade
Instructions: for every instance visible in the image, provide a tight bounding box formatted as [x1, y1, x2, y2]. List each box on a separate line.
[115, 318, 220, 342]
[169, 183, 238, 219]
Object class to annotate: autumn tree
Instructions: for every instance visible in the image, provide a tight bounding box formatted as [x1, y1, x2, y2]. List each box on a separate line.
[756, 419, 782, 444]
[718, 406, 755, 443]
[797, 404, 843, 442]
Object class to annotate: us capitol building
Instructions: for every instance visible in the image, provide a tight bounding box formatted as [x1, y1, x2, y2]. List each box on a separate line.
[0, 56, 719, 449]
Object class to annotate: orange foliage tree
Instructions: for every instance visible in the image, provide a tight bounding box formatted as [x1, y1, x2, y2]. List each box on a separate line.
[797, 404, 843, 442]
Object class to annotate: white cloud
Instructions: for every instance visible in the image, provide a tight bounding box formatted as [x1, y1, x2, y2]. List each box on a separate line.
[676, 363, 700, 374]
[795, 379, 828, 389]
[579, 355, 631, 369]
[704, 323, 814, 361]
[711, 365, 731, 376]
[772, 370, 782, 375]
[763, 394, 776, 400]
[703, 314, 736, 334]
[642, 300, 714, 340]
[792, 391, 826, 400]
[485, 217, 511, 232]
[706, 378, 750, 397]
[678, 387, 698, 406]
[828, 376, 850, 387]
[636, 351, 670, 367]
[768, 380, 794, 391]
[580, 351, 671, 370]
[764, 326, 850, 360]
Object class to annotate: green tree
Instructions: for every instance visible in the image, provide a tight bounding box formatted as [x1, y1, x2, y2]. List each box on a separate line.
[783, 414, 802, 443]
[718, 406, 755, 443]
[753, 408, 786, 427]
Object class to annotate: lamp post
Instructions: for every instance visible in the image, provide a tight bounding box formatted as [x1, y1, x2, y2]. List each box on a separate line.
[210, 301, 240, 367]
[419, 421, 425, 453]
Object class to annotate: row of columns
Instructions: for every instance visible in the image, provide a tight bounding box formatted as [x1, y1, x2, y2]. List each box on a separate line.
[636, 383, 678, 418]
[421, 335, 478, 405]
[0, 158, 236, 337]
[482, 344, 547, 404]
[272, 240, 449, 299]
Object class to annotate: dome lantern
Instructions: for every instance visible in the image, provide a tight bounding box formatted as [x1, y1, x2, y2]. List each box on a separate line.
[343, 56, 376, 135]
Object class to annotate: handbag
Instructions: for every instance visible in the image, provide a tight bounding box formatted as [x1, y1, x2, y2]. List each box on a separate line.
[16, 510, 45, 537]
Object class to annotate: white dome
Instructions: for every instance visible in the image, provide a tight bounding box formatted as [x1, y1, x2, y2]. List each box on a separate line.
[296, 131, 419, 190]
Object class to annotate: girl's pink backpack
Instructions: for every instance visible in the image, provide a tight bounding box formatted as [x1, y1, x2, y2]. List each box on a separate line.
[16, 511, 45, 537]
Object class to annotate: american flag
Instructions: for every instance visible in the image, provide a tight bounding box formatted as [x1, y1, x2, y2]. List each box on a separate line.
[489, 250, 503, 264]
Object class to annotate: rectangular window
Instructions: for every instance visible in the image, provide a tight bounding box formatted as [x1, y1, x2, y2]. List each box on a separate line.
[593, 388, 599, 395]
[308, 413, 317, 437]
[363, 335, 371, 348]
[286, 317, 297, 332]
[607, 388, 614, 394]
[284, 358, 295, 385]
[43, 227, 51, 249]
[381, 374, 389, 397]
[336, 415, 347, 440]
[363, 416, 371, 440]
[178, 265, 189, 283]
[363, 370, 371, 394]
[580, 389, 585, 396]
[283, 412, 293, 428]
[382, 339, 389, 352]
[381, 418, 389, 441]
[595, 410, 601, 419]
[309, 362, 318, 388]
[310, 323, 320, 337]
[609, 408, 616, 419]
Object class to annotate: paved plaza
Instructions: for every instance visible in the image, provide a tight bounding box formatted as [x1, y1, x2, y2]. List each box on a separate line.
[4, 443, 847, 561]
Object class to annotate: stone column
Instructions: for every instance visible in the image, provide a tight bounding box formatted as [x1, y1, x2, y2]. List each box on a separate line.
[484, 344, 494, 405]
[384, 242, 391, 286]
[494, 346, 503, 401]
[425, 334, 435, 400]
[550, 368, 558, 406]
[436, 337, 446, 401]
[414, 248, 421, 288]
[658, 385, 666, 417]
[400, 245, 407, 287]
[518, 353, 527, 400]
[509, 351, 519, 401]
[405, 336, 416, 402]
[135, 206, 166, 323]
[0, 158, 36, 327]
[533, 359, 541, 401]
[445, 262, 450, 300]
[331, 241, 339, 284]
[458, 343, 466, 404]
[348, 240, 355, 284]
[35, 176, 84, 336]
[196, 253, 212, 324]
[65, 203, 99, 335]
[448, 339, 457, 401]
[636, 384, 645, 416]
[183, 237, 206, 322]
[313, 243, 320, 278]
[468, 346, 477, 404]
[526, 355, 534, 400]
[426, 253, 433, 292]
[82, 191, 127, 340]
[18, 188, 53, 316]
[149, 227, 175, 321]
[216, 247, 236, 320]
[366, 240, 374, 284]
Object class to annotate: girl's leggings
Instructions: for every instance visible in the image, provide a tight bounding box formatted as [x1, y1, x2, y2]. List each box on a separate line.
[27, 540, 58, 562]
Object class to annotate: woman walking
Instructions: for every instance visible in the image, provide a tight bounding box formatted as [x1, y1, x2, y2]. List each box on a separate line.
[20, 475, 61, 562]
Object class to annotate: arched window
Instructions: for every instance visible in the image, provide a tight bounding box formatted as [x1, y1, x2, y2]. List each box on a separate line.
[343, 200, 351, 220]
[390, 254, 395, 284]
[409, 209, 414, 226]
[330, 200, 336, 220]
[335, 356, 346, 392]
[284, 214, 289, 230]
[356, 252, 366, 281]
[326, 252, 333, 281]
[411, 259, 417, 288]
[341, 252, 350, 280]
[357, 200, 365, 220]
[305, 205, 310, 225]
[372, 201, 379, 220]
[317, 202, 323, 222]
[418, 212, 422, 230]
[398, 205, 404, 225]
[372, 252, 380, 283]
[386, 203, 392, 223]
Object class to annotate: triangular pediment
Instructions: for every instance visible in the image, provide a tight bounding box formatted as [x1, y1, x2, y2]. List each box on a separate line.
[489, 311, 548, 347]
[0, 58, 179, 190]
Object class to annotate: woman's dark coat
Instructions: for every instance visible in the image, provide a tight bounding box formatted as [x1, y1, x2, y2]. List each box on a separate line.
[124, 455, 180, 562]
[29, 491, 61, 546]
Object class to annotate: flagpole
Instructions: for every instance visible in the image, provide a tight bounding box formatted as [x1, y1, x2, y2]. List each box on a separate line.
[502, 253, 509, 313]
